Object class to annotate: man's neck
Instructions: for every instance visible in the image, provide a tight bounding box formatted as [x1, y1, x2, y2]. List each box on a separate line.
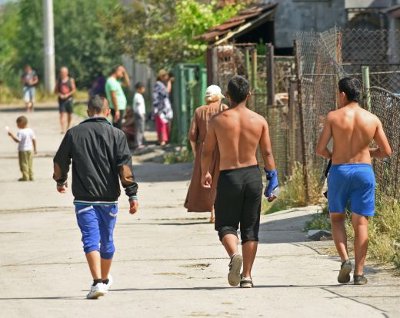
[341, 101, 359, 109]
[230, 101, 247, 109]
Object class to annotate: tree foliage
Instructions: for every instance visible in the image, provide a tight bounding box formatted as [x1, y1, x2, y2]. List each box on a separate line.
[0, 0, 123, 89]
[104, 0, 243, 70]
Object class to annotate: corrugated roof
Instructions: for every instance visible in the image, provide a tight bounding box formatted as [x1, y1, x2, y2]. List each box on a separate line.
[200, 3, 277, 43]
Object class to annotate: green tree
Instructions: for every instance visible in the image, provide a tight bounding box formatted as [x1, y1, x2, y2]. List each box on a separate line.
[3, 0, 124, 89]
[105, 0, 243, 70]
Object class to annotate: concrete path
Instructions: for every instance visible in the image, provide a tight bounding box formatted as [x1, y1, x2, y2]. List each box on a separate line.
[0, 109, 399, 318]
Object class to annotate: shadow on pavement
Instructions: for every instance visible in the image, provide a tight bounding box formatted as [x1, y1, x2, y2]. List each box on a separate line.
[133, 162, 192, 182]
[258, 213, 312, 244]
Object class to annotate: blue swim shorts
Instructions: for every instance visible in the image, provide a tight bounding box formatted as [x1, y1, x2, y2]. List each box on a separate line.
[75, 204, 118, 259]
[327, 163, 375, 217]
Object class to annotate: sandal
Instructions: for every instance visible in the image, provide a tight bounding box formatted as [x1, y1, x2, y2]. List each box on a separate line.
[338, 260, 352, 284]
[354, 274, 368, 285]
[240, 275, 254, 288]
[228, 254, 242, 286]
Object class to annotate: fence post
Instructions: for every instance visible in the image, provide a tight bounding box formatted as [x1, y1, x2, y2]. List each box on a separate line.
[288, 79, 297, 176]
[362, 66, 371, 111]
[294, 40, 310, 204]
[251, 48, 257, 91]
[245, 48, 250, 79]
[266, 43, 275, 106]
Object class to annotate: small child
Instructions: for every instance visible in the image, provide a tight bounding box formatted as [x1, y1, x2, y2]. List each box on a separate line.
[133, 82, 146, 149]
[7, 116, 37, 181]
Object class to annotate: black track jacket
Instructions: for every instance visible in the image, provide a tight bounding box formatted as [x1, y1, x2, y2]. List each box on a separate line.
[53, 117, 138, 203]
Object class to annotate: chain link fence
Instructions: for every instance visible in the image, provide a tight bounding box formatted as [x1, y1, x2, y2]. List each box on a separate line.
[208, 28, 400, 202]
[295, 28, 400, 201]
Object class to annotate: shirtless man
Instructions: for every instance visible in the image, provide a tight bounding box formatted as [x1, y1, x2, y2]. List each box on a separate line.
[316, 77, 392, 285]
[201, 76, 279, 288]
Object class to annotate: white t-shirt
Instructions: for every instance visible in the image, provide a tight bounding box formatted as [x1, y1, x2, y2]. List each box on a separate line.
[133, 93, 146, 116]
[17, 128, 35, 151]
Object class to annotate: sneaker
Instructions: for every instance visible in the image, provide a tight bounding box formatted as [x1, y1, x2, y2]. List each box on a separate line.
[228, 254, 243, 287]
[354, 274, 368, 285]
[338, 260, 352, 284]
[86, 283, 106, 299]
[103, 274, 113, 292]
[240, 275, 254, 288]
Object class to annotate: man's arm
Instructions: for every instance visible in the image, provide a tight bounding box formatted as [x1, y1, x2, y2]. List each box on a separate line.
[53, 132, 72, 193]
[201, 121, 217, 188]
[31, 75, 39, 86]
[259, 120, 276, 171]
[121, 67, 130, 88]
[260, 119, 279, 201]
[68, 78, 76, 97]
[370, 119, 392, 158]
[316, 114, 333, 159]
[116, 132, 139, 214]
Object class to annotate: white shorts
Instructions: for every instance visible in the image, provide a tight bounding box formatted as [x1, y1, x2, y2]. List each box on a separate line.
[23, 87, 35, 103]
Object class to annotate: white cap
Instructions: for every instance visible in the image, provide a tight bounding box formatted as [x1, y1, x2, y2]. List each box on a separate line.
[205, 85, 225, 99]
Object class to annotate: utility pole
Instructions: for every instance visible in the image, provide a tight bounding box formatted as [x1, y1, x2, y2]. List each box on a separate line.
[43, 0, 56, 93]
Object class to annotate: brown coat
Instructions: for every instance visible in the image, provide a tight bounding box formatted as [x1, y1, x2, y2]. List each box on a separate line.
[184, 101, 227, 212]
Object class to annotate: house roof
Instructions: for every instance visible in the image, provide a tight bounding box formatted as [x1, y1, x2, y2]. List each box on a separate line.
[385, 4, 400, 18]
[200, 3, 278, 45]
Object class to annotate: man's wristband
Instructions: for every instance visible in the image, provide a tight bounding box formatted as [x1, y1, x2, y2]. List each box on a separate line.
[57, 181, 67, 187]
[129, 195, 138, 201]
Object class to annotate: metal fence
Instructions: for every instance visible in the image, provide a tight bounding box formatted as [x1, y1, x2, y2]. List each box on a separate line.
[295, 28, 400, 201]
[208, 29, 400, 202]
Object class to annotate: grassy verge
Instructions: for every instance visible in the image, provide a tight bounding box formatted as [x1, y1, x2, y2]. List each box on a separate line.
[164, 147, 193, 164]
[346, 193, 400, 270]
[263, 162, 324, 214]
[73, 102, 88, 118]
[0, 85, 88, 105]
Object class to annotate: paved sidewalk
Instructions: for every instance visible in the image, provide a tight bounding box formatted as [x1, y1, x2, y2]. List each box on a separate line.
[0, 110, 399, 318]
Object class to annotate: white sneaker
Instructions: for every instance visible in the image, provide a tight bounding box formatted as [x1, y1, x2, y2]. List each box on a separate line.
[86, 283, 106, 299]
[103, 274, 113, 293]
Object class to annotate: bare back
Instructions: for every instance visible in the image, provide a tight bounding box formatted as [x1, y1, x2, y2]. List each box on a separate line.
[211, 106, 265, 170]
[330, 104, 378, 164]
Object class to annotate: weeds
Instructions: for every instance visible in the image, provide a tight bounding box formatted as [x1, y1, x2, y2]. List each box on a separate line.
[345, 193, 400, 269]
[164, 147, 193, 164]
[264, 162, 324, 214]
[304, 205, 331, 231]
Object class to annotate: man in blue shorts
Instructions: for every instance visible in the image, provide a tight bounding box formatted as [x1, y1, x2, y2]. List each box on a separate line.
[53, 95, 139, 298]
[316, 77, 392, 285]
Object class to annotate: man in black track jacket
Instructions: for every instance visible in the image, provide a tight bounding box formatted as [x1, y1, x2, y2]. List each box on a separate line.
[53, 95, 138, 299]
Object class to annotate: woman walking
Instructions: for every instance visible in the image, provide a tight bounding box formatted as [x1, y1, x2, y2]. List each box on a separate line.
[184, 85, 227, 223]
[153, 69, 173, 146]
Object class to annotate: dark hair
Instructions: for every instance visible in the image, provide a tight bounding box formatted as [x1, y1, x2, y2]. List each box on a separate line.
[16, 116, 28, 126]
[88, 95, 107, 113]
[135, 82, 144, 90]
[109, 64, 122, 76]
[227, 75, 250, 104]
[338, 77, 361, 102]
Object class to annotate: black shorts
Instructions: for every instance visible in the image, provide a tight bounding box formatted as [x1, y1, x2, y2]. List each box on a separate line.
[59, 98, 73, 114]
[215, 165, 263, 244]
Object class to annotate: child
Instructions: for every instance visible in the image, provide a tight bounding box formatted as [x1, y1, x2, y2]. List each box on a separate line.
[7, 116, 37, 181]
[133, 82, 146, 149]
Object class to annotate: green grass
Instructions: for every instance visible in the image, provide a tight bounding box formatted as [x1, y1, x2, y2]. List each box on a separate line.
[73, 102, 88, 118]
[263, 162, 324, 214]
[164, 147, 194, 164]
[346, 193, 400, 269]
[304, 204, 331, 231]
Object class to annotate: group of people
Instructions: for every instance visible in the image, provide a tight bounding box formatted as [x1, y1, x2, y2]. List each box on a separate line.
[20, 64, 175, 148]
[12, 73, 387, 299]
[184, 76, 391, 288]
